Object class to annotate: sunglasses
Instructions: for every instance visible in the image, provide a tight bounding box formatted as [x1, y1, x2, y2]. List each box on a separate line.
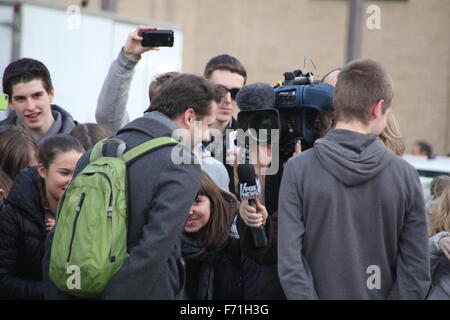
[227, 88, 240, 100]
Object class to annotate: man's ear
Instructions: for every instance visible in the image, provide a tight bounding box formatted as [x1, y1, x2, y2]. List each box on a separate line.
[37, 163, 47, 180]
[0, 188, 4, 204]
[183, 108, 195, 128]
[48, 89, 55, 103]
[371, 100, 385, 119]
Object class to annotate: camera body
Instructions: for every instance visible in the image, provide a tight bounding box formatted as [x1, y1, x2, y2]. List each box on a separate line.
[237, 70, 334, 164]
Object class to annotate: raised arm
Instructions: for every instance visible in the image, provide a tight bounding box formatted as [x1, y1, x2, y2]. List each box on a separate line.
[95, 26, 159, 133]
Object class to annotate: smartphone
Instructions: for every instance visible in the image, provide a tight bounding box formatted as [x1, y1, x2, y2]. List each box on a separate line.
[0, 94, 8, 110]
[141, 30, 174, 47]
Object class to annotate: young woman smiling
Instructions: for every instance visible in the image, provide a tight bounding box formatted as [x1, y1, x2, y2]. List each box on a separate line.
[182, 172, 244, 300]
[0, 134, 84, 299]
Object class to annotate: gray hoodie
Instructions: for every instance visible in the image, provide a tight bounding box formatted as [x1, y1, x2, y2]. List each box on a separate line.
[0, 104, 76, 143]
[95, 49, 136, 133]
[278, 129, 430, 300]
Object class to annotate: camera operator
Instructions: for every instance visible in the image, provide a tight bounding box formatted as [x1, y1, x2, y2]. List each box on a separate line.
[232, 74, 334, 300]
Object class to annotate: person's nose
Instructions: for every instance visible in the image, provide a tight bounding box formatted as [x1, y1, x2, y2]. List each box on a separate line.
[66, 174, 74, 187]
[223, 92, 232, 105]
[24, 97, 38, 111]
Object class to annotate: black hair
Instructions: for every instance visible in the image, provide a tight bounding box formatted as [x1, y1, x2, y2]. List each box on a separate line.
[147, 73, 216, 119]
[3, 58, 53, 100]
[38, 134, 84, 170]
[203, 54, 247, 84]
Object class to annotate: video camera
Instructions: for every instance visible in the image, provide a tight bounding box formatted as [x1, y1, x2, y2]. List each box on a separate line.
[237, 70, 334, 164]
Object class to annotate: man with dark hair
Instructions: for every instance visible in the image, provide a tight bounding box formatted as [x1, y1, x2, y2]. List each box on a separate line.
[94, 26, 230, 195]
[148, 71, 180, 103]
[278, 59, 430, 299]
[0, 58, 76, 142]
[203, 54, 247, 194]
[203, 54, 246, 136]
[45, 73, 218, 300]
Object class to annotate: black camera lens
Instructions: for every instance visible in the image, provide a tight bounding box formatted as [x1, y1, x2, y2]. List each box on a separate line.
[248, 112, 278, 142]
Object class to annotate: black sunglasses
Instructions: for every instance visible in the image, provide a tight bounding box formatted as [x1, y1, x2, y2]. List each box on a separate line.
[227, 88, 240, 100]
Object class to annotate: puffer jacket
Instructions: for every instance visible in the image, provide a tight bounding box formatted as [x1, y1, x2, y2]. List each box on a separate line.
[0, 166, 48, 299]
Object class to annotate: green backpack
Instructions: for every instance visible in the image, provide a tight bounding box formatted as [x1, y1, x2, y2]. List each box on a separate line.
[49, 136, 178, 298]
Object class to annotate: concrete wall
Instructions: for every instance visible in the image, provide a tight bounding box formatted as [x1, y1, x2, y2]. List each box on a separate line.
[45, 0, 450, 154]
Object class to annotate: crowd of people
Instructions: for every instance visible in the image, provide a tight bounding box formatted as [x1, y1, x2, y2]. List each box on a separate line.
[0, 26, 448, 300]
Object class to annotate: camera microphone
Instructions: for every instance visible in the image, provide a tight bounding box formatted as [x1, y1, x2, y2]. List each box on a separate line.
[236, 82, 276, 111]
[237, 164, 268, 248]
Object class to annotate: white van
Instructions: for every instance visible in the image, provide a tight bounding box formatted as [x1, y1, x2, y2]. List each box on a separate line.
[402, 155, 450, 200]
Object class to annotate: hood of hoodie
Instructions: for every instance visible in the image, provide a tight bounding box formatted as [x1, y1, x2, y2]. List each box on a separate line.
[314, 129, 395, 186]
[0, 104, 76, 142]
[118, 110, 178, 139]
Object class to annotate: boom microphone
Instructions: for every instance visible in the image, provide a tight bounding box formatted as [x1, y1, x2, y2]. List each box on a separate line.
[237, 164, 268, 248]
[236, 82, 276, 111]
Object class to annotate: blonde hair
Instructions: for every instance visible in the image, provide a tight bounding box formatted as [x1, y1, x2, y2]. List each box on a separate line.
[379, 113, 405, 156]
[429, 186, 450, 235]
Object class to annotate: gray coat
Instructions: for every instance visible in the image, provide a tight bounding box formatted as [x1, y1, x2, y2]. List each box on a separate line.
[44, 111, 201, 299]
[278, 129, 430, 300]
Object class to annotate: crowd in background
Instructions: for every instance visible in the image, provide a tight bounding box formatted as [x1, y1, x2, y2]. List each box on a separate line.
[0, 26, 449, 300]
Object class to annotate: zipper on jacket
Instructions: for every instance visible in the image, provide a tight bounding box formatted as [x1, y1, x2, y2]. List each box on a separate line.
[67, 193, 86, 263]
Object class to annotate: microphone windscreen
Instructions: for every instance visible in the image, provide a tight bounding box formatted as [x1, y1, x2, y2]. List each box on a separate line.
[237, 164, 260, 201]
[236, 82, 276, 111]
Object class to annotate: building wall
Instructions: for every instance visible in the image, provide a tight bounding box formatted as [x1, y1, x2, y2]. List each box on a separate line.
[45, 0, 450, 154]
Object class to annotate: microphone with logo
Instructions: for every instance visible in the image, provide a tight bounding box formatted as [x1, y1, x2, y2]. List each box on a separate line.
[238, 164, 268, 248]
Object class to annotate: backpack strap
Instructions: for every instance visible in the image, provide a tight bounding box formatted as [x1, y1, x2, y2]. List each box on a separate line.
[122, 137, 179, 165]
[90, 138, 126, 163]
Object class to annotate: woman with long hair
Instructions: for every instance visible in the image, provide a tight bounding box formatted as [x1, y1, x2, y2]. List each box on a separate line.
[379, 112, 405, 156]
[0, 134, 84, 299]
[427, 185, 450, 299]
[182, 171, 244, 300]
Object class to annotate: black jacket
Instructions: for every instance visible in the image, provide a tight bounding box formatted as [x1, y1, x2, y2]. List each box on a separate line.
[237, 213, 286, 300]
[0, 166, 47, 299]
[43, 111, 202, 299]
[183, 236, 244, 300]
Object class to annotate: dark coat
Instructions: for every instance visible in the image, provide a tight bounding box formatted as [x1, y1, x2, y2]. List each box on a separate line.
[43, 111, 202, 300]
[237, 212, 286, 300]
[0, 166, 48, 299]
[183, 236, 244, 300]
